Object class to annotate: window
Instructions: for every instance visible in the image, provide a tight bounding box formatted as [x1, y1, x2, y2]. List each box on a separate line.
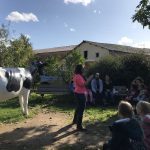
[84, 51, 88, 59]
[96, 52, 99, 58]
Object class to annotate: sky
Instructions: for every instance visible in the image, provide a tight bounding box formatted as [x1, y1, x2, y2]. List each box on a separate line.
[1, 0, 150, 50]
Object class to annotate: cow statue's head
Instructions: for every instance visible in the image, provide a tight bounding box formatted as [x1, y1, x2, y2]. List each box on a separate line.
[29, 61, 47, 76]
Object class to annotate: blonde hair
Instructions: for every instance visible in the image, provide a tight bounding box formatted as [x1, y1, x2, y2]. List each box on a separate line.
[136, 101, 150, 115]
[118, 101, 134, 118]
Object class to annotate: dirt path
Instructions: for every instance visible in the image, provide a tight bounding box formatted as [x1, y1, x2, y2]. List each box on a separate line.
[0, 111, 110, 150]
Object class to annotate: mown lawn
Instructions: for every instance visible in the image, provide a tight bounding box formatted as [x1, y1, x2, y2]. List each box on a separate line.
[0, 93, 117, 124]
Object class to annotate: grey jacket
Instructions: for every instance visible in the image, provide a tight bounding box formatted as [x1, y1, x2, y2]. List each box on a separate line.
[91, 78, 103, 93]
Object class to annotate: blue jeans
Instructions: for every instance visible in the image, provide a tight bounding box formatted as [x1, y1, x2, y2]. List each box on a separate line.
[73, 93, 86, 128]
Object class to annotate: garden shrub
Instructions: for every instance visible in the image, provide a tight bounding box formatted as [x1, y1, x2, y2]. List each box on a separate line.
[86, 54, 150, 87]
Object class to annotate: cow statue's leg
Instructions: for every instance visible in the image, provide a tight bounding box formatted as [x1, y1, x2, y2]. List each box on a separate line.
[22, 89, 30, 116]
[19, 95, 25, 114]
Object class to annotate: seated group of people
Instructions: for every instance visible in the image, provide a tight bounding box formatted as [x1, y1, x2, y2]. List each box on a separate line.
[126, 77, 150, 105]
[70, 73, 114, 106]
[103, 100, 150, 150]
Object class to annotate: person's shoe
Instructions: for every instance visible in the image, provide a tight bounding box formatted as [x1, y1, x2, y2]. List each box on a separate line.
[76, 127, 87, 132]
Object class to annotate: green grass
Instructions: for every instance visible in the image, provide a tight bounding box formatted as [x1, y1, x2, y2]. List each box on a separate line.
[85, 107, 117, 122]
[0, 93, 117, 124]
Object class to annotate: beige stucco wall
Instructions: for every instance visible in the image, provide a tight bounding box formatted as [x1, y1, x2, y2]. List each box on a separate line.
[75, 42, 110, 62]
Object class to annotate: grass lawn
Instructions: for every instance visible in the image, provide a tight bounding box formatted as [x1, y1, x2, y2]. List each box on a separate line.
[0, 93, 117, 124]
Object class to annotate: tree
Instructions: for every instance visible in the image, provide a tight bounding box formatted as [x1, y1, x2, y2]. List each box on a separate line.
[0, 24, 10, 66]
[9, 34, 33, 67]
[0, 24, 33, 67]
[59, 50, 85, 83]
[87, 54, 150, 87]
[132, 0, 150, 28]
[35, 55, 60, 76]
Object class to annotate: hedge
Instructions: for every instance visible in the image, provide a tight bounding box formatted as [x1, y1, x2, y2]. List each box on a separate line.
[86, 54, 150, 87]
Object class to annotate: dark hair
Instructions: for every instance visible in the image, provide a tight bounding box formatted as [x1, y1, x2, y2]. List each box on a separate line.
[118, 101, 133, 118]
[131, 83, 138, 91]
[136, 101, 150, 115]
[74, 64, 83, 74]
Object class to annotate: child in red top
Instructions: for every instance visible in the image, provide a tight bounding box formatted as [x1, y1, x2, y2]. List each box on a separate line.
[136, 101, 150, 150]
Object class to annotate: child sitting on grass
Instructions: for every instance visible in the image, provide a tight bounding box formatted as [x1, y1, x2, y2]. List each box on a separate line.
[84, 88, 94, 105]
[136, 101, 150, 150]
[103, 101, 145, 150]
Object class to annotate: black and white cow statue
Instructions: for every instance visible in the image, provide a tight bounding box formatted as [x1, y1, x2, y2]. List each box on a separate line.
[0, 67, 32, 116]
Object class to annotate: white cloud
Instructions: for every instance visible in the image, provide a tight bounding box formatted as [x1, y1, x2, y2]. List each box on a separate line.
[118, 36, 150, 48]
[70, 28, 76, 32]
[6, 11, 39, 22]
[118, 37, 133, 46]
[64, 0, 94, 6]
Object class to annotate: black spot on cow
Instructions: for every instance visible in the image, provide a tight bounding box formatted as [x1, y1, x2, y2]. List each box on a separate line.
[5, 70, 21, 92]
[23, 72, 32, 89]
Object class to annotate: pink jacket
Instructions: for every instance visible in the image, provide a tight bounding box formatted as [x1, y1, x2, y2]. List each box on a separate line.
[73, 74, 87, 94]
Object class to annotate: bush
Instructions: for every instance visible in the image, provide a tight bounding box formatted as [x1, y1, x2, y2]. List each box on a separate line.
[86, 54, 150, 87]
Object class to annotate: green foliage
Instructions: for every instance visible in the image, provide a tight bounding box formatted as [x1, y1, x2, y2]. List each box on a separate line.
[0, 24, 9, 44]
[87, 55, 122, 76]
[8, 34, 33, 67]
[121, 54, 150, 86]
[32, 50, 84, 84]
[0, 24, 33, 67]
[0, 24, 11, 66]
[85, 108, 117, 122]
[132, 0, 150, 29]
[45, 57, 59, 75]
[58, 50, 85, 83]
[39, 56, 60, 76]
[87, 54, 150, 87]
[0, 95, 40, 123]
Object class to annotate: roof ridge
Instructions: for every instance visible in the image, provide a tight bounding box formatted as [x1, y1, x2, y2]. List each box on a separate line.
[83, 40, 150, 50]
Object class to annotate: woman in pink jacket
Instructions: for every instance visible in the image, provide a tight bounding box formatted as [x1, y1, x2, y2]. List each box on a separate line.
[72, 64, 93, 131]
[136, 101, 150, 150]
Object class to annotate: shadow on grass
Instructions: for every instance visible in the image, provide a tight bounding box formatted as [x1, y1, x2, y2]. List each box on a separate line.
[0, 93, 76, 123]
[0, 114, 118, 150]
[0, 98, 20, 109]
[29, 93, 76, 112]
[0, 93, 118, 124]
[0, 93, 75, 112]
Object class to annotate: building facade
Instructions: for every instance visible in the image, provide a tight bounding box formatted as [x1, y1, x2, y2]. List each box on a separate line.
[34, 40, 150, 63]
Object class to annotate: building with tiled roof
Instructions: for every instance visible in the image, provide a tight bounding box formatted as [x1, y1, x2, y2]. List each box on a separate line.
[34, 40, 150, 62]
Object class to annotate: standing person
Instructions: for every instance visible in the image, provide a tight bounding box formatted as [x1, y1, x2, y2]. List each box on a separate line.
[91, 73, 103, 105]
[136, 101, 150, 150]
[103, 75, 114, 105]
[73, 64, 93, 131]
